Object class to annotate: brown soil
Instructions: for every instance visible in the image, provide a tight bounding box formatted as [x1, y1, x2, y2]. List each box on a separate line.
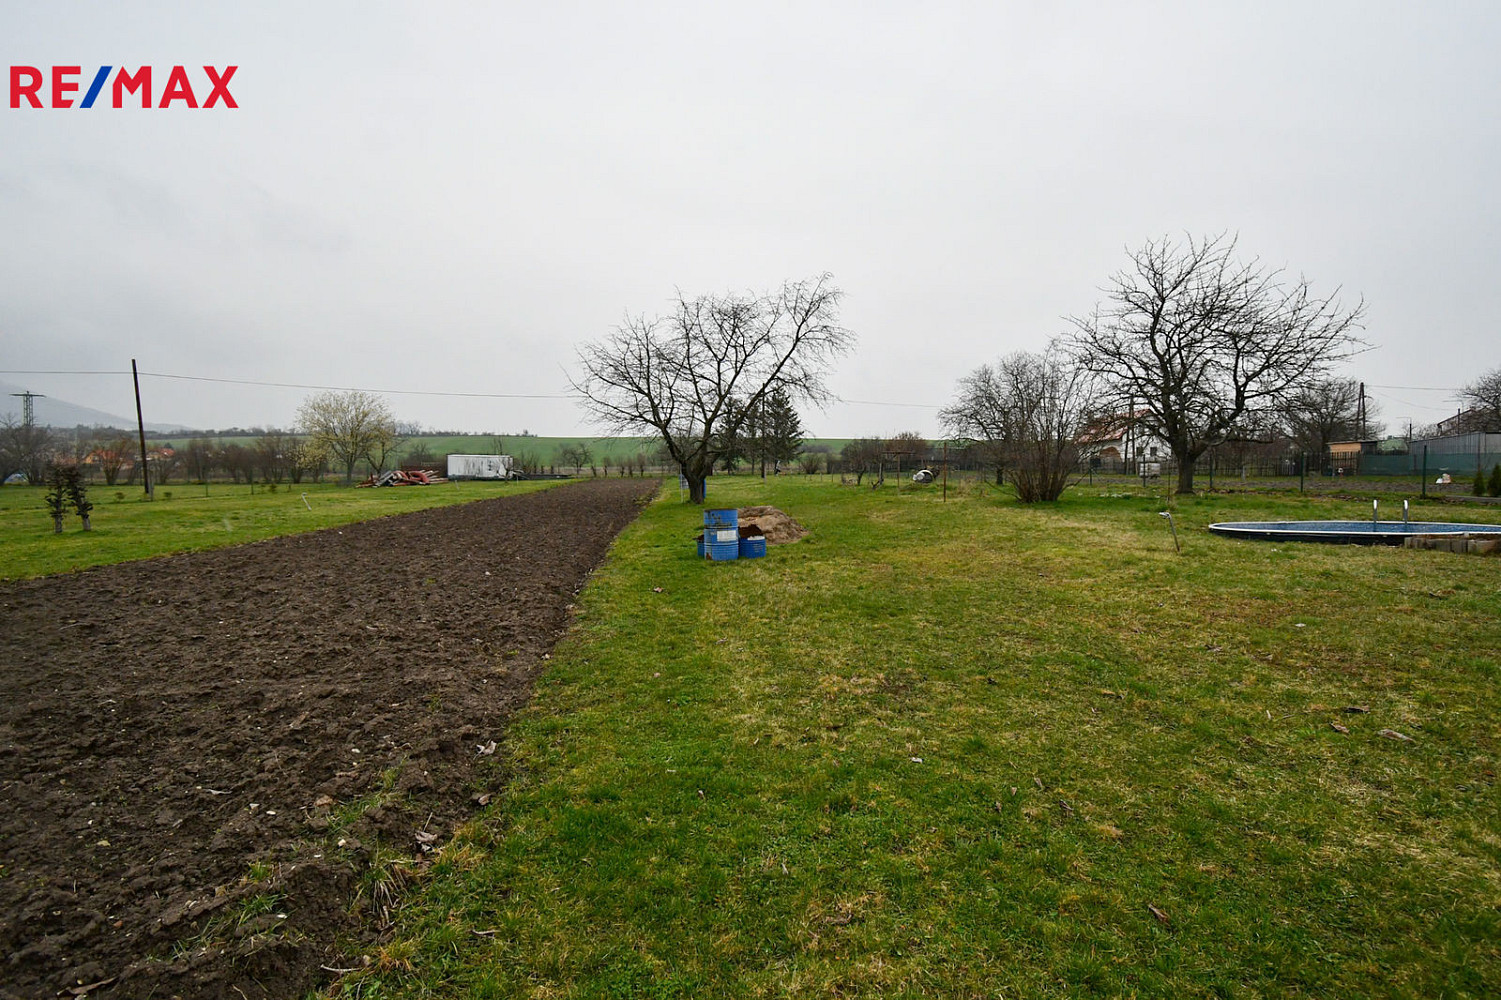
[737, 506, 806, 545]
[0, 478, 659, 1000]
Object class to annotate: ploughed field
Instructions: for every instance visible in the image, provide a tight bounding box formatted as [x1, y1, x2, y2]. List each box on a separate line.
[0, 478, 659, 1000]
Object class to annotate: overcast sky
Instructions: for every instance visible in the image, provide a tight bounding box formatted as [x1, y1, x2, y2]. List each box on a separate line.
[3, 1, 1498, 439]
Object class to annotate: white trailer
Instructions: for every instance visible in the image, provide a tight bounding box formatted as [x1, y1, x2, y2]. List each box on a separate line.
[446, 454, 514, 480]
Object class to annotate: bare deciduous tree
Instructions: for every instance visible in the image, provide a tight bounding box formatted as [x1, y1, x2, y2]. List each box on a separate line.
[1281, 377, 1372, 461]
[1460, 367, 1501, 432]
[573, 275, 854, 503]
[182, 437, 216, 484]
[1068, 233, 1364, 493]
[0, 414, 58, 485]
[840, 438, 884, 485]
[941, 347, 1094, 502]
[558, 442, 593, 476]
[297, 390, 397, 484]
[91, 434, 135, 486]
[884, 431, 927, 473]
[219, 442, 255, 484]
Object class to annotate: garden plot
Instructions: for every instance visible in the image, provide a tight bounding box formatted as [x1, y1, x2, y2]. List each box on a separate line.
[0, 478, 658, 1000]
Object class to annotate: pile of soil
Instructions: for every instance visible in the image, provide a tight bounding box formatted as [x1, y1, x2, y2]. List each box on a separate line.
[737, 505, 806, 545]
[0, 478, 658, 1000]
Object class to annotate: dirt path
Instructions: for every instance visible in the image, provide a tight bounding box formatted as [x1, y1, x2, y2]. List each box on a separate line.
[0, 478, 659, 1000]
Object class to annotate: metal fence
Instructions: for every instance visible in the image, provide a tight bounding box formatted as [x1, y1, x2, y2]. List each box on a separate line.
[1357, 451, 1501, 477]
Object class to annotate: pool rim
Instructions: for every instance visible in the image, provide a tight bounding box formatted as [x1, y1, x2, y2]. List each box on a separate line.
[1207, 519, 1501, 545]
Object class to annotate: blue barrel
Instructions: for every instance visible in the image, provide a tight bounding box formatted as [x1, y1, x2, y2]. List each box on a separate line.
[704, 523, 739, 560]
[739, 536, 767, 559]
[704, 508, 738, 530]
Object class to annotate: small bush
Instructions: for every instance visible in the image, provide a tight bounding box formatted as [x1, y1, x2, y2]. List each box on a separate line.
[1476, 470, 1487, 496]
[44, 466, 68, 532]
[1489, 463, 1501, 497]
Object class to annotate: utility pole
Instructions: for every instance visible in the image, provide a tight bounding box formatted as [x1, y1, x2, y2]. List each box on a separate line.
[941, 439, 948, 502]
[9, 390, 45, 427]
[132, 359, 152, 499]
[1358, 382, 1367, 440]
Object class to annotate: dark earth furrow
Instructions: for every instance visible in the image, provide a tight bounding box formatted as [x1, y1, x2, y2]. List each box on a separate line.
[0, 478, 659, 999]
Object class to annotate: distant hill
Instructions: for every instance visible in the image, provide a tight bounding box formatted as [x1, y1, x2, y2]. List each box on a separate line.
[0, 380, 189, 432]
[144, 432, 857, 469]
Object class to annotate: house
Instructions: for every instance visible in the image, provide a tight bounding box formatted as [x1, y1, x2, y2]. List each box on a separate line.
[1436, 408, 1499, 436]
[1077, 411, 1171, 472]
[1328, 439, 1379, 473]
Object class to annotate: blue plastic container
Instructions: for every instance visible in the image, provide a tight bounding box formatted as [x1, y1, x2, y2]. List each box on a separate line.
[739, 536, 767, 559]
[696, 535, 705, 557]
[706, 538, 739, 560]
[704, 508, 738, 529]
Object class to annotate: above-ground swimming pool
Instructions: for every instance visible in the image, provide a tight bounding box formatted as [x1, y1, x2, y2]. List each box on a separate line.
[1208, 520, 1501, 545]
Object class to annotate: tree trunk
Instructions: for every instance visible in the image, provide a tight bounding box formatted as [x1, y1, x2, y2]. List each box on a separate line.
[81, 515, 91, 531]
[687, 476, 707, 504]
[52, 515, 64, 534]
[1176, 459, 1196, 494]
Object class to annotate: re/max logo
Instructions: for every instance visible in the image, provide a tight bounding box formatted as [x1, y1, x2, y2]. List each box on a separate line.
[8, 65, 237, 109]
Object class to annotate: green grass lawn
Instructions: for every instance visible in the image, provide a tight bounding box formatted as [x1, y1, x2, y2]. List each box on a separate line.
[325, 478, 1501, 999]
[0, 479, 563, 580]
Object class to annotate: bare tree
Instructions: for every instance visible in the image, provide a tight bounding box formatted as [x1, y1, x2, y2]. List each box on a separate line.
[840, 438, 884, 485]
[940, 366, 1011, 484]
[91, 434, 135, 486]
[573, 275, 854, 503]
[297, 390, 397, 484]
[219, 442, 256, 484]
[558, 442, 592, 476]
[0, 414, 58, 485]
[1281, 378, 1371, 461]
[942, 347, 1094, 502]
[151, 447, 182, 485]
[513, 447, 542, 476]
[885, 431, 928, 472]
[1068, 233, 1364, 493]
[182, 437, 216, 484]
[1460, 367, 1501, 432]
[254, 428, 296, 484]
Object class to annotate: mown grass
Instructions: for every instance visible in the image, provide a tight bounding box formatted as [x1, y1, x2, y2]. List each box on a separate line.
[0, 479, 562, 581]
[325, 477, 1501, 998]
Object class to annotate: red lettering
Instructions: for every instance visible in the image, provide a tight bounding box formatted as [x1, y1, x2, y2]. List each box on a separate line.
[202, 65, 237, 108]
[157, 65, 197, 108]
[9, 66, 42, 108]
[113, 66, 151, 108]
[51, 65, 80, 108]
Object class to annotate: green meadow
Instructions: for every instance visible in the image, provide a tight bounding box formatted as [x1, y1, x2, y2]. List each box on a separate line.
[323, 478, 1501, 998]
[0, 479, 560, 581]
[143, 433, 859, 470]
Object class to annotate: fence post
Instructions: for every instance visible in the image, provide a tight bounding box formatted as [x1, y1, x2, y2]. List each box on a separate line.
[1421, 445, 1427, 499]
[1299, 453, 1305, 493]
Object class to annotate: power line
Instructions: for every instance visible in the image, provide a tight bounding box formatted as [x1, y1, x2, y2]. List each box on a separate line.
[835, 397, 942, 410]
[0, 369, 129, 376]
[1364, 384, 1461, 392]
[2, 369, 949, 411]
